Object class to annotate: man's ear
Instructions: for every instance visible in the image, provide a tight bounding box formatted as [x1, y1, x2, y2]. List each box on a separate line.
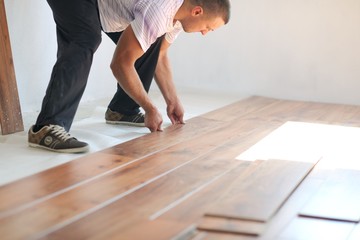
[191, 6, 204, 17]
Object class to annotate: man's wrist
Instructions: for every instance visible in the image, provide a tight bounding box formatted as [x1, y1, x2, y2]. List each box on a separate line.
[143, 102, 157, 113]
[164, 94, 179, 106]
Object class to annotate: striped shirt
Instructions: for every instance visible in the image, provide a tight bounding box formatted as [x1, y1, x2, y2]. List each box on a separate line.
[97, 0, 184, 52]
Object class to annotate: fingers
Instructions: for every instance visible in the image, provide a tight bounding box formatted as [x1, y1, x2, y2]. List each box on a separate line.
[169, 115, 177, 125]
[178, 114, 185, 124]
[145, 107, 163, 132]
[167, 103, 185, 125]
[170, 113, 185, 125]
[148, 120, 163, 132]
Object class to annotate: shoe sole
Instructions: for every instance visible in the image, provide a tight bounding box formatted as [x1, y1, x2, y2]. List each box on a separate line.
[29, 143, 89, 154]
[105, 120, 145, 127]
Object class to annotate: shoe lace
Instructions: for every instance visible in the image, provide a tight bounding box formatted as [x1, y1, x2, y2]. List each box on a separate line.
[49, 125, 73, 141]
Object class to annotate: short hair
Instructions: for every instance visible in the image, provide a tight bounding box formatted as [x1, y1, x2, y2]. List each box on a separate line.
[189, 0, 231, 24]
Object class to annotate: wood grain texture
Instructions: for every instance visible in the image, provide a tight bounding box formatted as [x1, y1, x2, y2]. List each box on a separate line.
[197, 216, 266, 236]
[0, 0, 23, 134]
[187, 232, 254, 240]
[1, 97, 360, 239]
[0, 117, 221, 213]
[205, 159, 318, 222]
[192, 160, 323, 238]
[37, 126, 273, 240]
[257, 173, 325, 239]
[200, 96, 279, 122]
[135, 135, 324, 239]
[242, 98, 360, 126]
[0, 119, 268, 239]
[299, 169, 360, 223]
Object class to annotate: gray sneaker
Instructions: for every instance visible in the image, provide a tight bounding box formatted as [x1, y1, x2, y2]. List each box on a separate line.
[105, 108, 145, 127]
[28, 125, 89, 153]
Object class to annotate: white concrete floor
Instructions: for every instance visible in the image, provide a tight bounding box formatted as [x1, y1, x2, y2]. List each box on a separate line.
[0, 90, 244, 186]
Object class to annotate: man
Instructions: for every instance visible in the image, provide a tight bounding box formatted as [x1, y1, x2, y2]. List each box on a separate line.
[28, 0, 231, 153]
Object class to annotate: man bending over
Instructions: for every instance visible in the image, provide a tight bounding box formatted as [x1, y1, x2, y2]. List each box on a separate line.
[28, 0, 231, 153]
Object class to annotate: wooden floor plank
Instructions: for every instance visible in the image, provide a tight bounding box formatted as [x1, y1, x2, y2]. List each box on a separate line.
[258, 168, 326, 239]
[313, 103, 360, 127]
[116, 125, 280, 240]
[0, 0, 24, 135]
[197, 216, 266, 236]
[43, 161, 253, 240]
[299, 169, 360, 223]
[119, 220, 196, 240]
[3, 96, 358, 215]
[0, 117, 222, 214]
[37, 121, 280, 240]
[0, 118, 275, 239]
[156, 161, 266, 240]
[189, 232, 255, 240]
[156, 159, 322, 239]
[259, 165, 360, 240]
[3, 96, 360, 239]
[36, 163, 243, 239]
[200, 96, 279, 122]
[204, 159, 318, 222]
[195, 161, 326, 239]
[243, 98, 360, 126]
[0, 96, 276, 213]
[245, 99, 312, 121]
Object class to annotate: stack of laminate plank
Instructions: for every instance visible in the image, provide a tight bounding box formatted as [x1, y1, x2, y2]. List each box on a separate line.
[1, 96, 360, 240]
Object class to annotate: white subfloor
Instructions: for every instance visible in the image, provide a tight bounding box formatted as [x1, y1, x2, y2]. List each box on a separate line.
[0, 90, 244, 186]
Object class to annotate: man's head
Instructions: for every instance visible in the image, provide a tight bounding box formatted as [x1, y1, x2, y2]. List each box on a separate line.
[176, 0, 231, 35]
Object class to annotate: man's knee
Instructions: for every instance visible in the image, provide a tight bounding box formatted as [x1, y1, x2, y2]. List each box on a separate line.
[86, 32, 102, 53]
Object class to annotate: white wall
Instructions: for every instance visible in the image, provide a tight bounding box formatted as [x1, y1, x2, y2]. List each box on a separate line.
[171, 0, 360, 104]
[4, 0, 360, 114]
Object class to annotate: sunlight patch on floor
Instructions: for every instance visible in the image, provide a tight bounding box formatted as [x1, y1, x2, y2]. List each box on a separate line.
[237, 121, 360, 171]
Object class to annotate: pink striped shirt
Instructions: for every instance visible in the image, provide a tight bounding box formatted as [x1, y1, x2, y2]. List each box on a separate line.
[97, 0, 184, 51]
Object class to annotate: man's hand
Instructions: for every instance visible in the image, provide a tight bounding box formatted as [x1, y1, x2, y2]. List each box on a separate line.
[145, 107, 163, 132]
[167, 101, 185, 125]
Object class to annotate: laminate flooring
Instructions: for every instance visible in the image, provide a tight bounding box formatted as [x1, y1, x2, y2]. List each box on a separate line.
[1, 96, 360, 240]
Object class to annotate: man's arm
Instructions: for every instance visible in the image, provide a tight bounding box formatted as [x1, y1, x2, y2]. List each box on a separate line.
[110, 26, 163, 132]
[154, 39, 185, 125]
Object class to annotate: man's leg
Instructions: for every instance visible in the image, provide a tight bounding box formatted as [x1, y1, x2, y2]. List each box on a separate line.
[106, 32, 164, 116]
[35, 0, 102, 132]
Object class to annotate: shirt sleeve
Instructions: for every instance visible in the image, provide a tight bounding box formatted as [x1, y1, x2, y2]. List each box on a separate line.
[165, 21, 183, 44]
[130, 1, 168, 52]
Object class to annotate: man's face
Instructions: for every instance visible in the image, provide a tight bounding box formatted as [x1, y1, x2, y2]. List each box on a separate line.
[180, 13, 225, 35]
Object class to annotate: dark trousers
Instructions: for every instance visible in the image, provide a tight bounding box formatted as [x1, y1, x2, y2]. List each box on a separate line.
[35, 0, 163, 131]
